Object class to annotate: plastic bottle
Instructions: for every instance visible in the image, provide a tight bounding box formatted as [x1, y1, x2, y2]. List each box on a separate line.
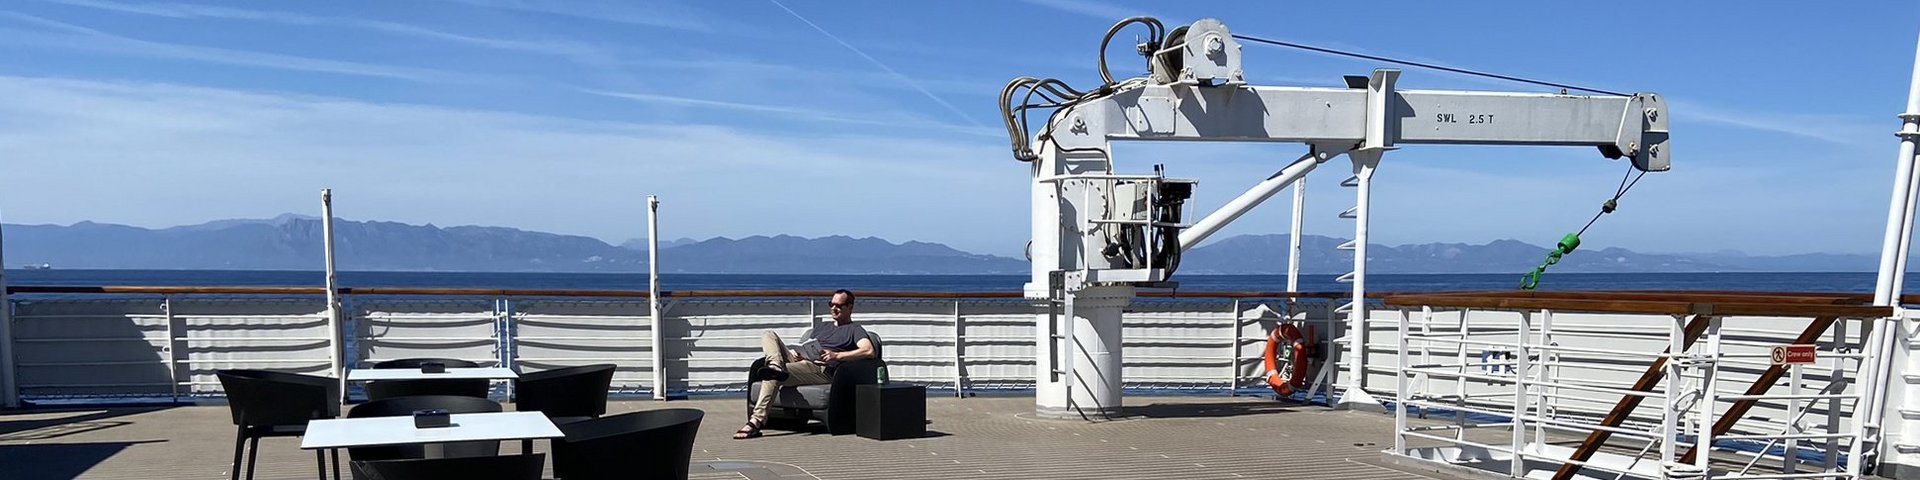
[876, 365, 889, 385]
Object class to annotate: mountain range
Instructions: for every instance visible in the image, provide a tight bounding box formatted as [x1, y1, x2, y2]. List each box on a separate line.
[0, 215, 1879, 274]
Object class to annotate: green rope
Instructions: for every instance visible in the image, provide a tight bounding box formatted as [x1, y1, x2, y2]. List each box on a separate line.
[1519, 233, 1581, 290]
[1520, 166, 1647, 290]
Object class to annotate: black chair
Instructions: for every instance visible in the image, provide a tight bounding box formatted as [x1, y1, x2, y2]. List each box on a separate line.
[365, 358, 490, 400]
[217, 369, 341, 480]
[745, 330, 886, 434]
[513, 363, 616, 425]
[551, 409, 704, 480]
[350, 453, 544, 480]
[345, 395, 504, 471]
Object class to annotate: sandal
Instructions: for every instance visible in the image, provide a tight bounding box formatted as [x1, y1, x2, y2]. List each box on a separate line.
[732, 420, 764, 440]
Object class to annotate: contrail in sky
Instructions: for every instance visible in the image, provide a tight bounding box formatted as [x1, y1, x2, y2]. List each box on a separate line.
[766, 0, 986, 129]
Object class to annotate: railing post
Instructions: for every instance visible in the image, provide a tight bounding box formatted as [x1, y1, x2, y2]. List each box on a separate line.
[953, 300, 964, 397]
[1785, 356, 1803, 474]
[1826, 318, 1847, 471]
[1394, 307, 1410, 455]
[1455, 308, 1469, 441]
[499, 298, 514, 400]
[1660, 314, 1684, 471]
[1510, 310, 1531, 477]
[163, 295, 179, 403]
[1534, 309, 1553, 446]
[0, 218, 16, 408]
[1695, 315, 1722, 474]
[1229, 298, 1242, 394]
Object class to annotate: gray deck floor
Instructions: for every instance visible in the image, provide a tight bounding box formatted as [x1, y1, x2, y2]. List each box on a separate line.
[1, 394, 1450, 480]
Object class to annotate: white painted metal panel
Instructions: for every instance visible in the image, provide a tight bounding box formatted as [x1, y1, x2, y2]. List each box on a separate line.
[512, 300, 653, 392]
[353, 300, 499, 368]
[174, 298, 333, 394]
[12, 299, 170, 397]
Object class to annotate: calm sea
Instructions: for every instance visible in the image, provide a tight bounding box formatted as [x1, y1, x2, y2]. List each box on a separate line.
[0, 269, 1904, 295]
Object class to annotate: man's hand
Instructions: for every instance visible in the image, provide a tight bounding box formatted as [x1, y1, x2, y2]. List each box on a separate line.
[820, 350, 840, 363]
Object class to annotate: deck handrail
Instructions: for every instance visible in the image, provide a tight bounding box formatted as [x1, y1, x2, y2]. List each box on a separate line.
[1383, 291, 1893, 318]
[3, 285, 1354, 299]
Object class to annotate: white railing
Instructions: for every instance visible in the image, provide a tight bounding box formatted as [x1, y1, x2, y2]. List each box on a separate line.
[1379, 292, 1895, 480]
[1, 289, 1339, 402]
[10, 287, 1911, 477]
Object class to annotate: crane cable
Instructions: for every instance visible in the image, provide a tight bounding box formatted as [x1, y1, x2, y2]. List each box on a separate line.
[1519, 165, 1650, 290]
[1230, 33, 1629, 97]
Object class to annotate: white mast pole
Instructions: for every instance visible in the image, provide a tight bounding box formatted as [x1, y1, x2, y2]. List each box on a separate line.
[321, 189, 344, 402]
[1864, 30, 1920, 477]
[0, 215, 17, 408]
[1872, 32, 1920, 307]
[648, 196, 665, 400]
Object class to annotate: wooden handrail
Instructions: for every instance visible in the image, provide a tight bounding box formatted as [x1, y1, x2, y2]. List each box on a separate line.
[3, 285, 1345, 299]
[1412, 290, 1873, 304]
[1384, 292, 1891, 319]
[4, 286, 330, 295]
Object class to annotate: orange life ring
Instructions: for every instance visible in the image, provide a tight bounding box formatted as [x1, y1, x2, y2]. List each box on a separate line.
[1262, 324, 1312, 397]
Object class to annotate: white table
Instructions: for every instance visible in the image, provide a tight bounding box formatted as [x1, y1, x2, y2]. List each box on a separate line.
[301, 411, 563, 450]
[346, 367, 519, 381]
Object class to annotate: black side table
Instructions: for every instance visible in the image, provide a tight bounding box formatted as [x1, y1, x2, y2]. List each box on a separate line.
[855, 384, 925, 440]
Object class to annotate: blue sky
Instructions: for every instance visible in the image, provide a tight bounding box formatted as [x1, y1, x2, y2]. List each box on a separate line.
[0, 1, 1915, 258]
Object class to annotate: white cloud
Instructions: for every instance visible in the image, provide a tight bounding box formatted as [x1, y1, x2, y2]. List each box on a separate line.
[438, 0, 719, 33]
[0, 12, 478, 83]
[1670, 100, 1882, 146]
[27, 0, 620, 65]
[766, 0, 986, 129]
[1014, 0, 1154, 21]
[0, 76, 1029, 255]
[575, 88, 1000, 138]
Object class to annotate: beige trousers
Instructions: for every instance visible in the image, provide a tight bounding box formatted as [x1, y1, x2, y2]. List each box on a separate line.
[749, 330, 833, 424]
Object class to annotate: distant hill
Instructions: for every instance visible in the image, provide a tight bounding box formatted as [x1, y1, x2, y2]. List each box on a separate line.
[1174, 234, 1840, 274]
[0, 217, 1880, 273]
[662, 234, 1024, 274]
[0, 216, 1024, 273]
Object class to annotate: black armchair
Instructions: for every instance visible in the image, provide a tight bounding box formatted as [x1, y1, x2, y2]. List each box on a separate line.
[344, 395, 504, 470]
[350, 453, 544, 480]
[216, 369, 341, 480]
[744, 331, 885, 435]
[513, 363, 616, 425]
[550, 408, 704, 480]
[365, 358, 490, 400]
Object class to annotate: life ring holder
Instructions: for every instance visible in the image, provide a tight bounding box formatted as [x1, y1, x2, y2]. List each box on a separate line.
[1262, 323, 1313, 397]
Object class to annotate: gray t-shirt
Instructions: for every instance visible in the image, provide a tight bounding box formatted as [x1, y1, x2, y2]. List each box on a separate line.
[795, 322, 870, 366]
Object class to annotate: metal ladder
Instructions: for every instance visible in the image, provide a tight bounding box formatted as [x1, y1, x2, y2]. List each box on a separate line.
[1046, 271, 1075, 391]
[1333, 172, 1361, 316]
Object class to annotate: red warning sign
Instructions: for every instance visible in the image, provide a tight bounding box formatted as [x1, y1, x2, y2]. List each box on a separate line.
[1770, 345, 1816, 365]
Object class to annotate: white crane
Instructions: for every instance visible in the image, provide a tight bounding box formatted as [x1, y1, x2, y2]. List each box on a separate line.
[1002, 17, 1670, 419]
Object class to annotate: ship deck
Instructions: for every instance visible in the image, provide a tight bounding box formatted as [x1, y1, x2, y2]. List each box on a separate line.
[0, 394, 1453, 480]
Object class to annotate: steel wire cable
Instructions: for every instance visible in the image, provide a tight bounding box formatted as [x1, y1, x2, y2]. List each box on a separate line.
[1231, 33, 1630, 97]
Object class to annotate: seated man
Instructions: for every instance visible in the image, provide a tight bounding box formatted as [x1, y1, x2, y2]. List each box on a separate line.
[735, 289, 876, 439]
